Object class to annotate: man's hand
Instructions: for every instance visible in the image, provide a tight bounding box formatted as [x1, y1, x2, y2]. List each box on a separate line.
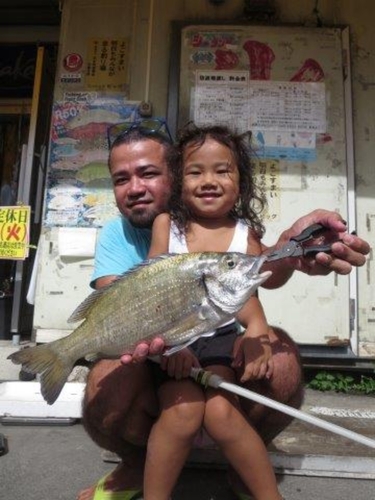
[286, 210, 368, 274]
[298, 232, 369, 276]
[263, 209, 370, 288]
[120, 337, 165, 364]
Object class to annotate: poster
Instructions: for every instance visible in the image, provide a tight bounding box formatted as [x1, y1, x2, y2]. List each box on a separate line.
[194, 70, 249, 132]
[248, 81, 326, 133]
[253, 160, 280, 222]
[0, 206, 30, 260]
[86, 38, 129, 92]
[182, 29, 331, 163]
[44, 93, 140, 227]
[251, 130, 316, 162]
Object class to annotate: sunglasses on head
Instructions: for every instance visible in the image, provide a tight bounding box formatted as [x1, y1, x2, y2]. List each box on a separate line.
[107, 118, 173, 149]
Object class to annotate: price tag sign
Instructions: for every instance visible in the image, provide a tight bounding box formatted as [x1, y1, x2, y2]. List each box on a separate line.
[0, 206, 31, 260]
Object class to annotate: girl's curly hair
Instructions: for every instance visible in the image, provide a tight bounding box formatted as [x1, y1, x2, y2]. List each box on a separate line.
[167, 123, 266, 237]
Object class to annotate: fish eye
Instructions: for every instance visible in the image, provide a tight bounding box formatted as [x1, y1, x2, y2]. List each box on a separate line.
[226, 257, 236, 269]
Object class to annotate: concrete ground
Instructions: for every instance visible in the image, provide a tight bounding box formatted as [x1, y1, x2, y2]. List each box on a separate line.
[1, 341, 375, 499]
[1, 396, 375, 500]
[0, 420, 374, 500]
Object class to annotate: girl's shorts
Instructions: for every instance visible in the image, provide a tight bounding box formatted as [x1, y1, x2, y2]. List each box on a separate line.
[148, 322, 239, 387]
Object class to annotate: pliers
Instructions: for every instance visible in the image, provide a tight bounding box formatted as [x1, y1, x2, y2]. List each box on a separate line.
[265, 223, 334, 262]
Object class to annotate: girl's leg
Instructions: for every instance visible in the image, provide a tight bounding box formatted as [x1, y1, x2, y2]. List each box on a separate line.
[204, 366, 282, 500]
[144, 378, 205, 500]
[228, 327, 302, 497]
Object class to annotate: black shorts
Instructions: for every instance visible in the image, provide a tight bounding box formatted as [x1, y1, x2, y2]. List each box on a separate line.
[189, 322, 239, 368]
[148, 322, 239, 386]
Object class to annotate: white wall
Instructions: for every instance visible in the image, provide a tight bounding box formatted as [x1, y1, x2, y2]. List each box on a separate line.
[49, 0, 375, 354]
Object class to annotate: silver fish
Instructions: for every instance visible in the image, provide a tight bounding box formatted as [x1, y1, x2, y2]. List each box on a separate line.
[8, 252, 271, 404]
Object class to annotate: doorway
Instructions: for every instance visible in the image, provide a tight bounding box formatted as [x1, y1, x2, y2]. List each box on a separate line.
[0, 45, 56, 340]
[0, 112, 30, 338]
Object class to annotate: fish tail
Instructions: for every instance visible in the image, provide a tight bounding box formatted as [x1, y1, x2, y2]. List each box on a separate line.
[8, 343, 74, 405]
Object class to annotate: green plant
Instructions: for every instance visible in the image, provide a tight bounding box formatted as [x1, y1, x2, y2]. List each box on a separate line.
[306, 371, 375, 394]
[353, 375, 375, 394]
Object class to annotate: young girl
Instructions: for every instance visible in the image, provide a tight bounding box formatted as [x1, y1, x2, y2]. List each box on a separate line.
[144, 125, 283, 500]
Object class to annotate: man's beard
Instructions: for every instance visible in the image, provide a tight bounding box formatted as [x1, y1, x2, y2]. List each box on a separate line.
[127, 206, 159, 228]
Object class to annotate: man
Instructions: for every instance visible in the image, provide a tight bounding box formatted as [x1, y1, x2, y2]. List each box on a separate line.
[78, 122, 369, 500]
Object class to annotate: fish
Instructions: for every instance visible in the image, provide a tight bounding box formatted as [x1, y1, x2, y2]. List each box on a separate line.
[8, 252, 271, 405]
[76, 161, 110, 183]
[66, 109, 122, 129]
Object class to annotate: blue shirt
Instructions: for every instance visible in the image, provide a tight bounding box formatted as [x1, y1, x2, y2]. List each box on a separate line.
[91, 215, 151, 288]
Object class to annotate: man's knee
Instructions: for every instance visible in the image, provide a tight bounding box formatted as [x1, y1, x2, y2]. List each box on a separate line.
[83, 360, 158, 449]
[270, 326, 303, 394]
[238, 327, 304, 427]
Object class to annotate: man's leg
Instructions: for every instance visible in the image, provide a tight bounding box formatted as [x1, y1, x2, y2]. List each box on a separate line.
[78, 359, 159, 500]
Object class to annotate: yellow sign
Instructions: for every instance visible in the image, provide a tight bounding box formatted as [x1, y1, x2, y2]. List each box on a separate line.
[0, 206, 31, 260]
[254, 160, 281, 222]
[86, 38, 129, 91]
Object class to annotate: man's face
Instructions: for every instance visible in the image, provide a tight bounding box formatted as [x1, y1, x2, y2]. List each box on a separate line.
[109, 139, 171, 227]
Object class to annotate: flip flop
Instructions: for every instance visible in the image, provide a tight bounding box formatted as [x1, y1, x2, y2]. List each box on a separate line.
[93, 474, 142, 500]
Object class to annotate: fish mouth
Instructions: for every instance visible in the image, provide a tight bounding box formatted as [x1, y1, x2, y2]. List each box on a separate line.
[259, 270, 272, 281]
[242, 255, 271, 284]
[253, 254, 268, 273]
[242, 268, 272, 289]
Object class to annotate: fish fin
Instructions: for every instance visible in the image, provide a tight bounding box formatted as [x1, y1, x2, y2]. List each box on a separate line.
[198, 297, 215, 320]
[199, 330, 216, 338]
[164, 330, 216, 356]
[164, 337, 199, 356]
[68, 254, 180, 323]
[8, 344, 74, 405]
[119, 253, 178, 275]
[84, 352, 101, 362]
[68, 286, 109, 323]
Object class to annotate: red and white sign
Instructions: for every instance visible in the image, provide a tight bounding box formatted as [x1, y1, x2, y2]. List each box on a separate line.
[63, 53, 83, 72]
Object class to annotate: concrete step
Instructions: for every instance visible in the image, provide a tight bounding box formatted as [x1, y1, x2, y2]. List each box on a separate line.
[0, 341, 24, 381]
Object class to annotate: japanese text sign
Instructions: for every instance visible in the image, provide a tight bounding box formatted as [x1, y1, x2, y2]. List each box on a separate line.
[0, 206, 31, 260]
[86, 38, 129, 91]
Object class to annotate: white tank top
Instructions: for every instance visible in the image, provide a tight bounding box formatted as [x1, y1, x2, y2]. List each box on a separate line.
[169, 219, 249, 253]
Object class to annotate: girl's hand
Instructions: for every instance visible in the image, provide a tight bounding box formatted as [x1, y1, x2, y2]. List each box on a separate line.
[232, 332, 274, 382]
[160, 348, 201, 380]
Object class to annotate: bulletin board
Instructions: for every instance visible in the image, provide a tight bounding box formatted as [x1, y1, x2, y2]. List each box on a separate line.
[168, 24, 354, 347]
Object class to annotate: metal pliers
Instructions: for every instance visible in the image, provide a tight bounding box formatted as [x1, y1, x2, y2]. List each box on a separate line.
[265, 223, 334, 262]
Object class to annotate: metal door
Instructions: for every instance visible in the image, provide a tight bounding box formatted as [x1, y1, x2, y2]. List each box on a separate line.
[168, 24, 355, 347]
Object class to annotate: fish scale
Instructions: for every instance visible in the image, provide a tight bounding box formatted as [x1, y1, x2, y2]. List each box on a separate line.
[8, 252, 271, 404]
[89, 260, 203, 346]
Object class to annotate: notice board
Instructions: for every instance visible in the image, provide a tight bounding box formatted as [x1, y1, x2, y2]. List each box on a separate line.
[168, 24, 354, 346]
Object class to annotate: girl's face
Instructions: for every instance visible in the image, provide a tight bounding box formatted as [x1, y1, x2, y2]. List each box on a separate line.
[182, 137, 240, 219]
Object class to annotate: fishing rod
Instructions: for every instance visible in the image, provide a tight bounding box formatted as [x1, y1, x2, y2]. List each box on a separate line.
[189, 367, 375, 450]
